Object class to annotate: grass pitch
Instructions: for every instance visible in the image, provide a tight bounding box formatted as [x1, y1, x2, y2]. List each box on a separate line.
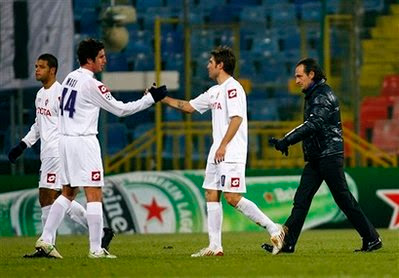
[1, 229, 398, 277]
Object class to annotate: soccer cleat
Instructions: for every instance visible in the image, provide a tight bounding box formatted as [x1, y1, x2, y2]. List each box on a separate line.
[261, 243, 295, 254]
[88, 248, 117, 259]
[23, 249, 46, 258]
[354, 237, 382, 252]
[270, 224, 286, 255]
[191, 247, 224, 257]
[35, 238, 63, 259]
[101, 227, 115, 251]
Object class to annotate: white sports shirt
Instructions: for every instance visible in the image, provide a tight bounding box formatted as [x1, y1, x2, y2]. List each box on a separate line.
[189, 76, 248, 163]
[22, 81, 62, 159]
[59, 67, 155, 136]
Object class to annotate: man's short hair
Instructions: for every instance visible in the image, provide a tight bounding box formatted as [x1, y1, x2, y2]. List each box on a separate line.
[77, 38, 105, 66]
[38, 53, 58, 74]
[211, 46, 236, 76]
[296, 58, 326, 82]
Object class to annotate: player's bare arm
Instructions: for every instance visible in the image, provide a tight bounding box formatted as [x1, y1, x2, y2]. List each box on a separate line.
[162, 96, 195, 113]
[214, 116, 243, 164]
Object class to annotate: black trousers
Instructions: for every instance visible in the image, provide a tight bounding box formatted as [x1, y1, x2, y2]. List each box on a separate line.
[284, 154, 379, 247]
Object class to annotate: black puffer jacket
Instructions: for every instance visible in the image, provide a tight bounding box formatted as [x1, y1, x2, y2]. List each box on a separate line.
[284, 79, 344, 161]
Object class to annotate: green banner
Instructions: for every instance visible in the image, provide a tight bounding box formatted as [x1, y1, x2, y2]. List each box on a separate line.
[0, 170, 357, 236]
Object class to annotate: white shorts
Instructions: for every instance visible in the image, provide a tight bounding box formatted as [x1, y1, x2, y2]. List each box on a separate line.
[59, 135, 104, 187]
[39, 157, 62, 190]
[203, 162, 246, 193]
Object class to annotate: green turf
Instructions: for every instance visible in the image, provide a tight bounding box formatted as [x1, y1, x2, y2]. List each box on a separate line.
[1, 229, 398, 277]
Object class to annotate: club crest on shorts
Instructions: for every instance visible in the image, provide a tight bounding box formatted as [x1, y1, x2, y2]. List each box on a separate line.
[221, 175, 226, 187]
[231, 177, 240, 187]
[47, 173, 56, 184]
[92, 171, 101, 181]
[227, 89, 237, 99]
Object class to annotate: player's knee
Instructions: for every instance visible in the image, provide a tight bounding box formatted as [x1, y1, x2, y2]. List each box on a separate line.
[62, 185, 78, 201]
[224, 193, 240, 207]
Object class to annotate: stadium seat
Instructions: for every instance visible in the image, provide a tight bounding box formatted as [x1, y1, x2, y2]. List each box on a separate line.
[248, 99, 279, 121]
[360, 96, 397, 140]
[372, 119, 399, 154]
[240, 6, 267, 25]
[381, 75, 399, 96]
[135, 0, 164, 12]
[106, 123, 128, 155]
[277, 26, 301, 53]
[164, 106, 183, 121]
[393, 98, 399, 119]
[269, 3, 298, 27]
[106, 53, 128, 72]
[79, 8, 99, 36]
[133, 53, 155, 71]
[252, 35, 279, 58]
[364, 0, 384, 12]
[299, 2, 322, 22]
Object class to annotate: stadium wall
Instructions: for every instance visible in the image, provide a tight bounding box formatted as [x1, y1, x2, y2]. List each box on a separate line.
[0, 168, 397, 237]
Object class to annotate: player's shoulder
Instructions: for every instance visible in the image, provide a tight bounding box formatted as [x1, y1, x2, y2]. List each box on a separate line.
[225, 77, 245, 95]
[208, 84, 219, 93]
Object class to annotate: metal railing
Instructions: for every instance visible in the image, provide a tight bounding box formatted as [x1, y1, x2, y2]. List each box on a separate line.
[104, 121, 397, 173]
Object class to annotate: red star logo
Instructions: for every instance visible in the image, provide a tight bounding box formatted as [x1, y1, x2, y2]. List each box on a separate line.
[142, 197, 167, 223]
[377, 189, 399, 229]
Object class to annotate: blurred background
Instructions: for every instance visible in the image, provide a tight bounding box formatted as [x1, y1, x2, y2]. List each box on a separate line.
[0, 0, 398, 175]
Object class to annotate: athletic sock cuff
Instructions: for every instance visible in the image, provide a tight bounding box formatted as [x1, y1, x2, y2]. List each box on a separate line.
[56, 195, 72, 210]
[86, 202, 102, 215]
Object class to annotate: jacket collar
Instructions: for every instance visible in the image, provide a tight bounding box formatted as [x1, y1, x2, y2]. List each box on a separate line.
[303, 79, 326, 99]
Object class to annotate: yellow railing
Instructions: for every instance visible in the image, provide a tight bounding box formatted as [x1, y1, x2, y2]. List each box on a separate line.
[104, 121, 397, 173]
[343, 127, 398, 167]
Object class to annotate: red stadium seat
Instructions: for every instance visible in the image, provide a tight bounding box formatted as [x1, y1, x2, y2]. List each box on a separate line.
[372, 119, 399, 155]
[393, 98, 399, 120]
[381, 75, 399, 96]
[360, 96, 398, 140]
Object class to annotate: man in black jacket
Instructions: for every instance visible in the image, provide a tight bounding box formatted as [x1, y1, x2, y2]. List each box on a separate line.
[263, 58, 382, 254]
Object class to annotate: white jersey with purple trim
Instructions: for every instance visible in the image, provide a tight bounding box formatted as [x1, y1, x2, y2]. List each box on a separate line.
[189, 76, 247, 163]
[22, 81, 62, 159]
[59, 67, 155, 136]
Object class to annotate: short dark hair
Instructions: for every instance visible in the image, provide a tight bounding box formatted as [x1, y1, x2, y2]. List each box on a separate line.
[77, 38, 105, 66]
[38, 53, 58, 74]
[296, 58, 326, 82]
[210, 46, 235, 76]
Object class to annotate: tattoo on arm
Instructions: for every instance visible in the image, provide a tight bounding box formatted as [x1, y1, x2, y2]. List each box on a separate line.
[177, 101, 185, 110]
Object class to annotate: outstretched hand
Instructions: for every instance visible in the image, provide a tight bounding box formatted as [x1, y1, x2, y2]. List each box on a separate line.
[268, 137, 289, 156]
[148, 84, 168, 102]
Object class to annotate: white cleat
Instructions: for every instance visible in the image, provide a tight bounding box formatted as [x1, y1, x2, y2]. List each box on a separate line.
[35, 238, 63, 259]
[191, 246, 224, 257]
[88, 248, 117, 259]
[270, 224, 286, 255]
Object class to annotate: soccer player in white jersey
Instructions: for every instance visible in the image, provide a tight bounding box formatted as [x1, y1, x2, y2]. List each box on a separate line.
[34, 39, 166, 259]
[161, 46, 285, 256]
[8, 54, 92, 258]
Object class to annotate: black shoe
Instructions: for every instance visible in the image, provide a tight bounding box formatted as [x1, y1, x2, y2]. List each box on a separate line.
[261, 243, 295, 253]
[101, 227, 115, 251]
[23, 249, 46, 258]
[354, 237, 382, 252]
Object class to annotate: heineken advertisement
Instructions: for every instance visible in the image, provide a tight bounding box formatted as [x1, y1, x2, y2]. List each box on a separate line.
[0, 171, 358, 237]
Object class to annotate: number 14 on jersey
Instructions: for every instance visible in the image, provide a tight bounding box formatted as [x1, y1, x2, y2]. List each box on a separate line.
[60, 87, 77, 118]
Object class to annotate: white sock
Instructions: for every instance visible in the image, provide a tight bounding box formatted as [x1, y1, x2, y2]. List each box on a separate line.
[41, 205, 51, 231]
[207, 202, 223, 250]
[236, 197, 279, 236]
[41, 195, 71, 245]
[66, 200, 88, 229]
[87, 202, 103, 253]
